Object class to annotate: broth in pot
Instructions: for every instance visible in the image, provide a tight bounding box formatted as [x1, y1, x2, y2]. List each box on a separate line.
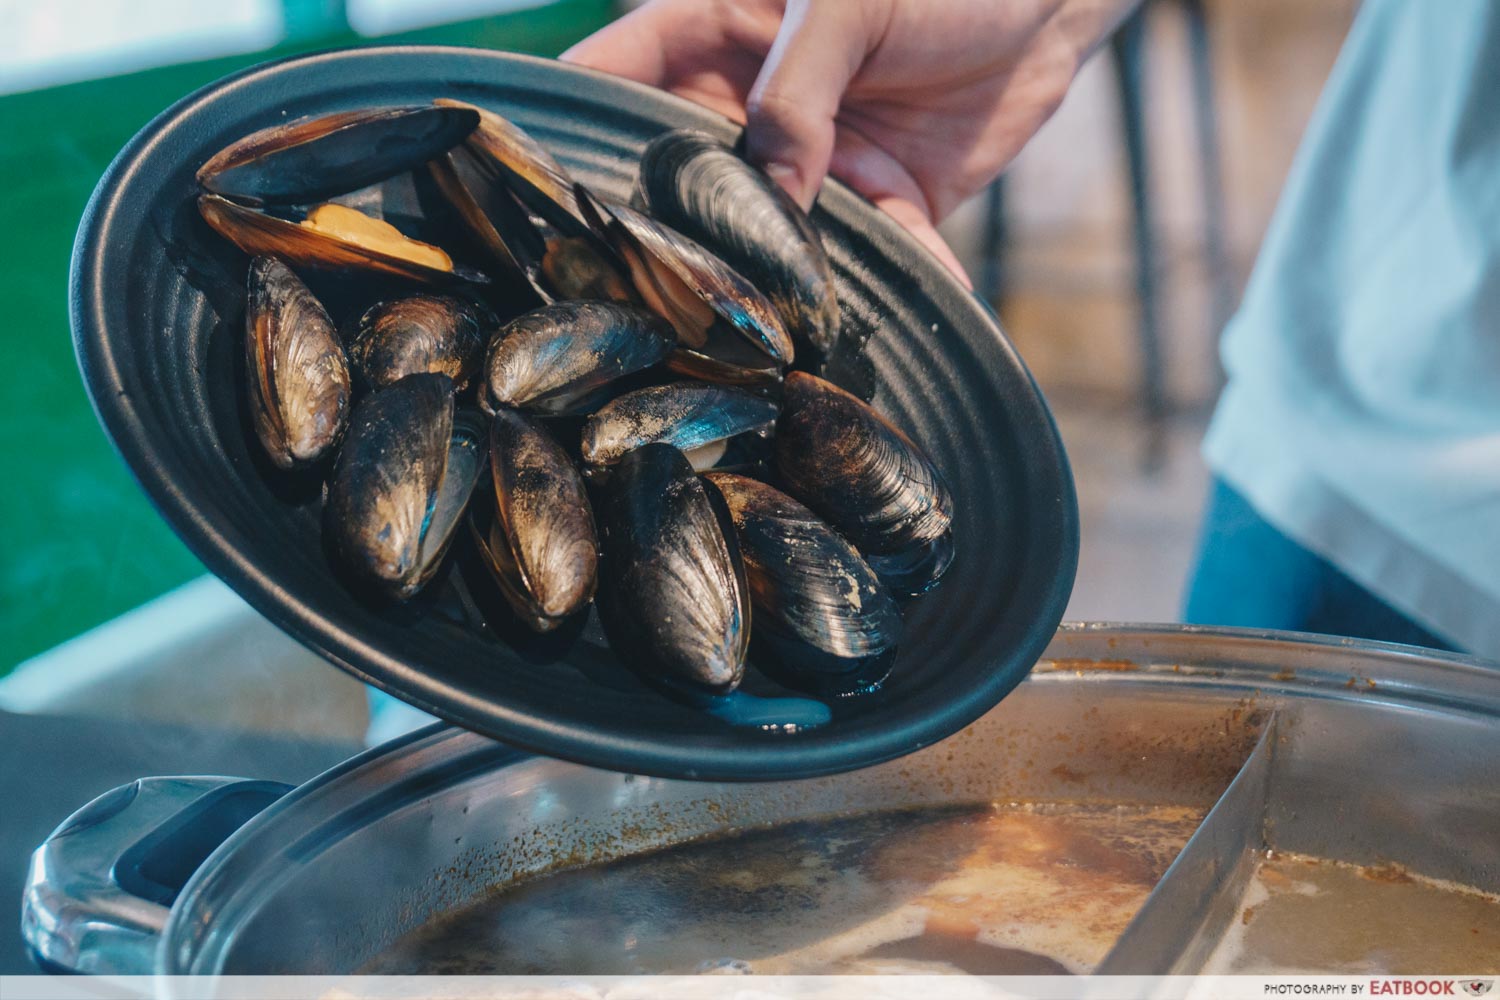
[367, 801, 1207, 975]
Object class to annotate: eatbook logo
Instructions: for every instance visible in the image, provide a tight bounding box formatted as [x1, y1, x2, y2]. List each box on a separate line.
[1462, 982, 1493, 997]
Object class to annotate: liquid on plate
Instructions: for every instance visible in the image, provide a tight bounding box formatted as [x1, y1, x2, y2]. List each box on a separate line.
[366, 801, 1206, 975]
[1203, 851, 1500, 974]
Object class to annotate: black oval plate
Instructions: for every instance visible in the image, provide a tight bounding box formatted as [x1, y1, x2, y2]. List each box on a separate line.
[71, 46, 1078, 781]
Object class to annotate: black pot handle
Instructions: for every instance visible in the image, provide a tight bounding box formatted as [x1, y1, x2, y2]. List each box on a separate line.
[21, 776, 291, 975]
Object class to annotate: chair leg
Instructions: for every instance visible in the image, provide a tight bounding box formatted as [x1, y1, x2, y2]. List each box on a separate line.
[1182, 0, 1235, 390]
[1110, 6, 1168, 472]
[979, 175, 1008, 310]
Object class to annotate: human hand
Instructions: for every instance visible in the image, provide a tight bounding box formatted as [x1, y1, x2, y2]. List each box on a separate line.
[564, 0, 1138, 283]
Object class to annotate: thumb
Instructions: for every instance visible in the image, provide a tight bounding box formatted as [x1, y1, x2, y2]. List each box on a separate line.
[744, 1, 874, 211]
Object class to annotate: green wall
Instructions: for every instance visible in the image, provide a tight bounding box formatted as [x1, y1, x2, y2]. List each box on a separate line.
[0, 0, 615, 670]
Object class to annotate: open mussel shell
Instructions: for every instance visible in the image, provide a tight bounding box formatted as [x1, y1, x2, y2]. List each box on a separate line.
[429, 150, 551, 305]
[435, 98, 584, 231]
[199, 193, 484, 285]
[431, 147, 635, 308]
[537, 229, 638, 304]
[198, 104, 480, 207]
[245, 256, 350, 469]
[774, 372, 954, 559]
[429, 100, 635, 306]
[324, 373, 488, 600]
[704, 473, 901, 696]
[638, 130, 840, 357]
[350, 294, 493, 393]
[595, 443, 749, 697]
[576, 187, 792, 384]
[664, 328, 786, 386]
[581, 381, 777, 472]
[482, 301, 675, 416]
[472, 408, 598, 632]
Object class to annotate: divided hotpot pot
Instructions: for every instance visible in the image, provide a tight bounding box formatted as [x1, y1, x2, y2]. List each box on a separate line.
[24, 626, 1500, 979]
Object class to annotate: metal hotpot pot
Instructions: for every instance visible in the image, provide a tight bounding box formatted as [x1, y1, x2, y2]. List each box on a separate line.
[24, 625, 1500, 979]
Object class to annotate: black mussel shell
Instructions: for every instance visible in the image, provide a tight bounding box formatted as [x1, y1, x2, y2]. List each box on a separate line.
[664, 327, 785, 386]
[198, 104, 480, 207]
[428, 150, 551, 306]
[581, 381, 778, 470]
[638, 130, 840, 357]
[435, 99, 590, 234]
[595, 443, 749, 696]
[325, 373, 486, 600]
[863, 533, 957, 598]
[245, 256, 350, 469]
[434, 147, 637, 307]
[482, 301, 675, 415]
[705, 473, 901, 696]
[538, 229, 638, 304]
[432, 406, 491, 569]
[199, 194, 484, 285]
[430, 102, 636, 305]
[474, 408, 598, 632]
[576, 187, 792, 382]
[774, 372, 954, 557]
[350, 294, 493, 392]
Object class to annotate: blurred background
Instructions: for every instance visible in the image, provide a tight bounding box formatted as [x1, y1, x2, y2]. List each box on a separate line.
[0, 0, 1358, 735]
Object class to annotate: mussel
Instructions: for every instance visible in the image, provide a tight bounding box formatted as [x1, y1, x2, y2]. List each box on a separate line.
[538, 233, 637, 304]
[705, 473, 901, 696]
[429, 147, 552, 304]
[638, 130, 839, 356]
[473, 408, 598, 632]
[595, 443, 749, 696]
[581, 381, 777, 472]
[324, 373, 487, 600]
[197, 104, 480, 207]
[481, 301, 675, 415]
[244, 256, 350, 469]
[197, 103, 487, 284]
[577, 188, 793, 384]
[434, 99, 584, 229]
[199, 194, 480, 284]
[430, 100, 634, 305]
[774, 372, 954, 592]
[349, 294, 493, 392]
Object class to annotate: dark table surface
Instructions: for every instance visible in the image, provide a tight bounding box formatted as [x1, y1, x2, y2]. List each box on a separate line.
[1, 709, 362, 974]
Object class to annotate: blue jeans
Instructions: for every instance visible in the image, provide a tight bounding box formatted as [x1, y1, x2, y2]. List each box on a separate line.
[1182, 480, 1458, 652]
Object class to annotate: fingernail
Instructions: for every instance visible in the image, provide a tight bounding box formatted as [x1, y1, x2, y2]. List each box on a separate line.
[763, 162, 807, 207]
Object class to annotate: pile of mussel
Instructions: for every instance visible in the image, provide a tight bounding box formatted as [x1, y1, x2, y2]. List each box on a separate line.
[198, 100, 955, 707]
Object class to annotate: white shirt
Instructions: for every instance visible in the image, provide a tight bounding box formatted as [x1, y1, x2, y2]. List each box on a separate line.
[1203, 0, 1500, 655]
